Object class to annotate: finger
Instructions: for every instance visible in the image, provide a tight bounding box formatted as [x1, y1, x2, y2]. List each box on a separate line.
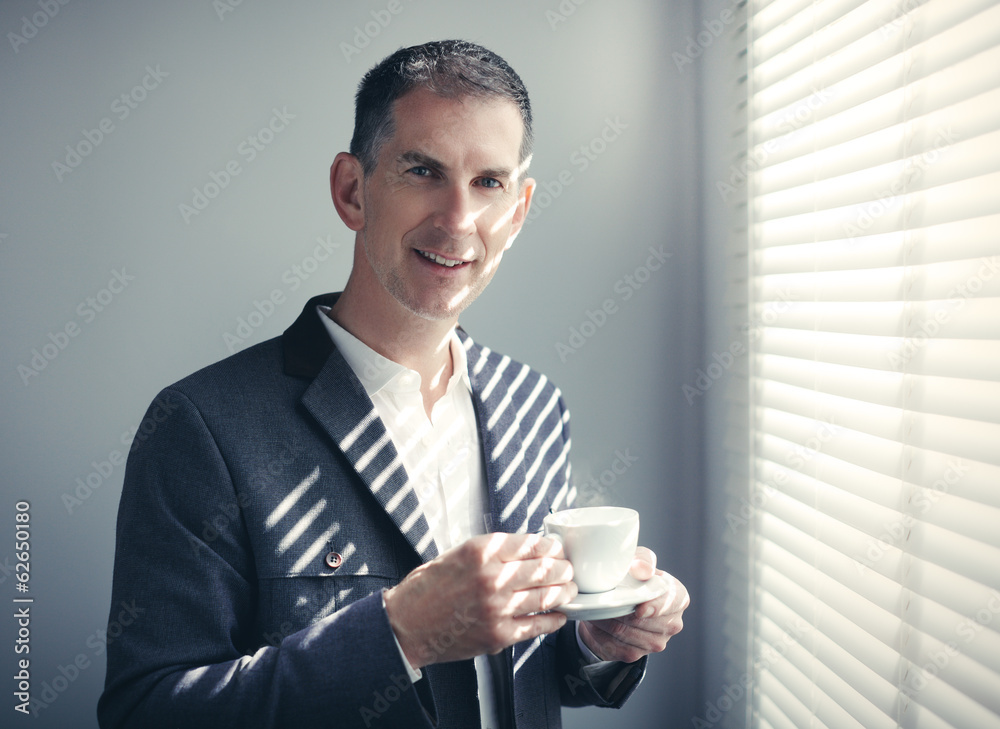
[585, 616, 673, 654]
[635, 546, 657, 570]
[629, 559, 655, 581]
[508, 610, 568, 645]
[589, 613, 684, 647]
[630, 585, 672, 619]
[624, 611, 685, 640]
[634, 599, 660, 619]
[627, 546, 657, 581]
[494, 555, 574, 593]
[507, 581, 578, 617]
[634, 574, 689, 619]
[589, 610, 673, 637]
[483, 532, 566, 562]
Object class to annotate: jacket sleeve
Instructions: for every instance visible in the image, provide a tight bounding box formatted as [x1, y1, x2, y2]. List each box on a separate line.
[553, 622, 647, 708]
[97, 389, 437, 729]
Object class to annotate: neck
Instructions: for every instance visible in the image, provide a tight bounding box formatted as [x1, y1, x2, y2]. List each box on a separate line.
[329, 276, 458, 418]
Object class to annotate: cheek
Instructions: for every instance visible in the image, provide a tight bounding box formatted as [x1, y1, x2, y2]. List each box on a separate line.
[369, 192, 425, 231]
[480, 210, 517, 251]
[480, 246, 508, 278]
[480, 234, 508, 264]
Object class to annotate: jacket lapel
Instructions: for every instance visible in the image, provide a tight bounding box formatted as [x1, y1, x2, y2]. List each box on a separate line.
[282, 294, 439, 564]
[461, 332, 531, 537]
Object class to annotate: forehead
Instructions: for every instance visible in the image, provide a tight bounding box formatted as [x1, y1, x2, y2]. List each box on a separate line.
[384, 88, 524, 166]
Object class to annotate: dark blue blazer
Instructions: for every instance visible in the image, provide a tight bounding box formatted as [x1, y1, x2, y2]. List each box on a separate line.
[98, 293, 646, 728]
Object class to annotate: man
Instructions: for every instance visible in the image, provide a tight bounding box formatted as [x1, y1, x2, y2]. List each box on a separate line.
[98, 40, 688, 729]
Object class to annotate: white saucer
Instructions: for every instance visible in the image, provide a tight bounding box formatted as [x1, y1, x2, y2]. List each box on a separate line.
[555, 573, 670, 621]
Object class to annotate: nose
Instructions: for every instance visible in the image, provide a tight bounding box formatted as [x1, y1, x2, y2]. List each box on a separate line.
[432, 183, 478, 240]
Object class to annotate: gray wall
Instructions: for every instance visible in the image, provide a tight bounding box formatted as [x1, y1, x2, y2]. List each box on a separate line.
[696, 1, 753, 727]
[0, 1, 707, 726]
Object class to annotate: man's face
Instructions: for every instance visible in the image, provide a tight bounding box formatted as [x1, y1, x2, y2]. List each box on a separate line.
[356, 87, 533, 322]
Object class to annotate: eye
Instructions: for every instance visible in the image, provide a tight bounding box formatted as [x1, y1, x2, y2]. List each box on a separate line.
[477, 177, 503, 189]
[409, 166, 433, 177]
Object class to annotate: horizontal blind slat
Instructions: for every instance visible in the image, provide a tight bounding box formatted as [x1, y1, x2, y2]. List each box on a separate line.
[755, 332, 1000, 382]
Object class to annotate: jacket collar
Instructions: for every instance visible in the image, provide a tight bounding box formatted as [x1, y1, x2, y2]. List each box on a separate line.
[282, 292, 340, 379]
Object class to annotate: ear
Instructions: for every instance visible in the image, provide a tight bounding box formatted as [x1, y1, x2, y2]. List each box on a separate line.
[505, 177, 535, 250]
[330, 152, 365, 232]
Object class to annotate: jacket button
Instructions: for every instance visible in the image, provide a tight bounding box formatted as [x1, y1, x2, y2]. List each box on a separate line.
[324, 551, 343, 569]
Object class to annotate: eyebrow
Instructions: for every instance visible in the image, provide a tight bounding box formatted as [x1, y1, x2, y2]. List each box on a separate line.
[396, 150, 514, 181]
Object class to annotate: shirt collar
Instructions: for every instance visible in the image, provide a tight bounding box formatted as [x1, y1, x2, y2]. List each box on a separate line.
[317, 306, 471, 397]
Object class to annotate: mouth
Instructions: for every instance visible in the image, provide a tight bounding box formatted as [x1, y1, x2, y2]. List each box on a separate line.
[416, 249, 471, 268]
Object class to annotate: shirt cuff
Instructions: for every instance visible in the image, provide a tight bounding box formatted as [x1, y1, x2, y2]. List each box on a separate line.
[575, 621, 615, 667]
[382, 591, 423, 684]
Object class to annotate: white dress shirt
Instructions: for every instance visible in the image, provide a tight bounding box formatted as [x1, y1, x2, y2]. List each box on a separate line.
[318, 308, 500, 727]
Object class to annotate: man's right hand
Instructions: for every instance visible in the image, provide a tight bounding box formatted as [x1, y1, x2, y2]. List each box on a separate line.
[382, 533, 577, 669]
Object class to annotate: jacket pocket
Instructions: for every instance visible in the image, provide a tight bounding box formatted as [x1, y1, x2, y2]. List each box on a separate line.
[255, 538, 403, 645]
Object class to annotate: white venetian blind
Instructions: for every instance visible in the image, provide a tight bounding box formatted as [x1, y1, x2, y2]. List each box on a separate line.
[745, 0, 1000, 728]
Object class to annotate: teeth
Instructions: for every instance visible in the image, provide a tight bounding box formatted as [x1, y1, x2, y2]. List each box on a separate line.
[418, 250, 464, 267]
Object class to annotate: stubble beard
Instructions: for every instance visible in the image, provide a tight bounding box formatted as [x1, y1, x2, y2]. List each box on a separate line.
[362, 226, 491, 323]
[361, 202, 497, 322]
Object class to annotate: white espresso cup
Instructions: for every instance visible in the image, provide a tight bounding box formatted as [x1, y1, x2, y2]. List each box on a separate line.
[543, 506, 640, 593]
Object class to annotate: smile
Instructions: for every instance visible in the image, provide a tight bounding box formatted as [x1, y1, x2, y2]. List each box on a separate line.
[417, 250, 469, 268]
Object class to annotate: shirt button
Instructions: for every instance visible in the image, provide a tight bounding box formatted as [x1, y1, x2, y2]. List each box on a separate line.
[324, 551, 343, 569]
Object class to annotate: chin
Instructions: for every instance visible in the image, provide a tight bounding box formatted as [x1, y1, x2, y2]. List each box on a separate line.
[385, 272, 492, 322]
[397, 297, 464, 322]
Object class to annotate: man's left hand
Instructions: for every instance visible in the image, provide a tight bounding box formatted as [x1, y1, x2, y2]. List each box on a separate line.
[577, 547, 689, 664]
